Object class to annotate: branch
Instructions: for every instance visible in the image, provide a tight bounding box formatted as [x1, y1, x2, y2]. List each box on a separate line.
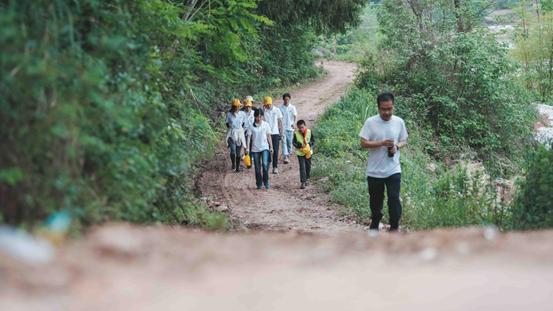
[183, 0, 208, 22]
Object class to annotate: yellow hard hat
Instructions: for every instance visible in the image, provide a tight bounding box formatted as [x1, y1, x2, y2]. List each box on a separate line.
[231, 98, 241, 108]
[263, 96, 272, 105]
[244, 99, 253, 107]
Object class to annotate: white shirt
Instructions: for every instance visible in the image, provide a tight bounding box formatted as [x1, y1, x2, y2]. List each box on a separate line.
[226, 110, 246, 129]
[250, 121, 272, 152]
[359, 115, 408, 178]
[243, 109, 255, 132]
[263, 106, 283, 135]
[279, 103, 297, 131]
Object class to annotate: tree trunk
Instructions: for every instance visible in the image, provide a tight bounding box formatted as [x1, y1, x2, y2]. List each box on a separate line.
[453, 0, 464, 32]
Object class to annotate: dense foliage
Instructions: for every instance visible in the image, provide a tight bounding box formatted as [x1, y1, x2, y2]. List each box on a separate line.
[0, 0, 362, 228]
[319, 5, 380, 62]
[258, 0, 366, 33]
[313, 88, 508, 229]
[513, 1, 553, 102]
[356, 0, 535, 175]
[312, 0, 542, 230]
[512, 144, 553, 230]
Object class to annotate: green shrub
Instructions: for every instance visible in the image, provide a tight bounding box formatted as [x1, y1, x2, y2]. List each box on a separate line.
[356, 0, 536, 176]
[313, 0, 537, 230]
[511, 145, 553, 230]
[314, 88, 507, 230]
[0, 0, 367, 228]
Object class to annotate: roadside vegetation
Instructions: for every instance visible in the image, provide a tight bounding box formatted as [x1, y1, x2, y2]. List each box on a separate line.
[314, 0, 553, 230]
[2, 0, 552, 232]
[0, 0, 365, 229]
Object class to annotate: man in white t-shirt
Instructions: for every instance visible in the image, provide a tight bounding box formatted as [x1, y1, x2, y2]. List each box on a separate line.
[359, 92, 408, 231]
[262, 96, 283, 174]
[279, 92, 297, 164]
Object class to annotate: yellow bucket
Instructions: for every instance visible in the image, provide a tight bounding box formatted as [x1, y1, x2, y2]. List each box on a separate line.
[301, 144, 312, 159]
[244, 154, 252, 169]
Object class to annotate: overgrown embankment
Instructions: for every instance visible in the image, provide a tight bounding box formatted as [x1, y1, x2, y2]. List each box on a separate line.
[313, 0, 551, 230]
[0, 0, 366, 228]
[314, 88, 521, 230]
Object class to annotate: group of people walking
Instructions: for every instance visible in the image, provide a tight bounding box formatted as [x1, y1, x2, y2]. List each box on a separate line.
[226, 90, 409, 232]
[225, 93, 314, 190]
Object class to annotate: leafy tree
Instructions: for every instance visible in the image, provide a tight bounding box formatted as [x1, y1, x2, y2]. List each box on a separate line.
[513, 1, 553, 101]
[0, 0, 367, 227]
[257, 0, 367, 34]
[357, 0, 535, 175]
[512, 144, 553, 229]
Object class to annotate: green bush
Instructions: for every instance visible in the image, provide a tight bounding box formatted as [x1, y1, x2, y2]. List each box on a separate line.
[512, 145, 553, 230]
[319, 5, 380, 62]
[314, 88, 508, 230]
[0, 0, 362, 228]
[356, 0, 536, 176]
[0, 0, 224, 227]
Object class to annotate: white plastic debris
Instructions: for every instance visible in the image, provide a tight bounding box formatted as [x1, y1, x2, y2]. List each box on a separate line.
[483, 225, 498, 242]
[455, 242, 470, 255]
[419, 247, 438, 261]
[0, 225, 54, 265]
[367, 229, 379, 238]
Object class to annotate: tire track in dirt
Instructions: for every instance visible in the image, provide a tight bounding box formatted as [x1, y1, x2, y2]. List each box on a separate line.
[198, 61, 364, 233]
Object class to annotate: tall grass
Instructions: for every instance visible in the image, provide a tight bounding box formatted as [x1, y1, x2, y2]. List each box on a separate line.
[313, 88, 509, 230]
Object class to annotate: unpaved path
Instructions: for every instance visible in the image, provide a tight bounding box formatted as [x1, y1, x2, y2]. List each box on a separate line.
[199, 60, 364, 233]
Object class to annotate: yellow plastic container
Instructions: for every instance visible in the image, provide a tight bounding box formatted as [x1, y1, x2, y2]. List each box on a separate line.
[301, 144, 312, 159]
[244, 154, 252, 169]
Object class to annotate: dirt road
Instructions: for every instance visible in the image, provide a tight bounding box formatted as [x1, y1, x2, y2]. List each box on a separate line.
[2, 61, 553, 310]
[198, 60, 364, 233]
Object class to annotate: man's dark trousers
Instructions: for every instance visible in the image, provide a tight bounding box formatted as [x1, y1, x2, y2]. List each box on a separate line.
[367, 173, 402, 230]
[297, 155, 311, 183]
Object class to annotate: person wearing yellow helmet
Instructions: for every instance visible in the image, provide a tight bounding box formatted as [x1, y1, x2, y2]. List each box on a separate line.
[226, 98, 247, 172]
[242, 97, 256, 154]
[245, 95, 256, 108]
[262, 96, 283, 174]
[242, 98, 255, 124]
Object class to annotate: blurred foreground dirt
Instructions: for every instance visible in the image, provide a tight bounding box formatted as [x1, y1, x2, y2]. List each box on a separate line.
[2, 224, 553, 311]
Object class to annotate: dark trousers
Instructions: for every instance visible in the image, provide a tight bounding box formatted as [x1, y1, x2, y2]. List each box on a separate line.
[228, 139, 242, 170]
[270, 134, 280, 168]
[252, 150, 270, 188]
[297, 155, 311, 183]
[367, 173, 402, 230]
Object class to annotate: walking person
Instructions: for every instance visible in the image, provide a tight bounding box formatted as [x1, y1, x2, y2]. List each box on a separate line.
[225, 98, 247, 172]
[242, 96, 256, 154]
[292, 120, 315, 189]
[245, 95, 257, 110]
[262, 96, 283, 174]
[249, 109, 273, 190]
[279, 93, 297, 164]
[359, 92, 408, 231]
